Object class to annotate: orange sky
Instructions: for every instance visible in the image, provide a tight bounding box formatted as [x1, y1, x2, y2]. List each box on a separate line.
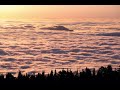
[0, 5, 119, 20]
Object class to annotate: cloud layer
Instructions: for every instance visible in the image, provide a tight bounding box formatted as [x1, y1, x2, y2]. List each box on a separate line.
[0, 19, 120, 74]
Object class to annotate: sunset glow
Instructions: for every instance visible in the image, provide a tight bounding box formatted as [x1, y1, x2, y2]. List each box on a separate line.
[0, 5, 120, 20]
[0, 5, 120, 75]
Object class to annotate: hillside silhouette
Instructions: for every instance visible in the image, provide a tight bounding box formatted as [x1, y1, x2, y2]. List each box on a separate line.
[0, 65, 120, 89]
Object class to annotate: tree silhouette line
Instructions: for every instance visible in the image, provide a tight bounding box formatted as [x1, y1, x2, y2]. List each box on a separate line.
[0, 65, 120, 89]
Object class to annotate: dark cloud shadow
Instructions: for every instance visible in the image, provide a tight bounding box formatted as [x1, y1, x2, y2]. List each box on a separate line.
[97, 32, 120, 37]
[0, 49, 8, 55]
[40, 25, 73, 31]
[20, 65, 30, 69]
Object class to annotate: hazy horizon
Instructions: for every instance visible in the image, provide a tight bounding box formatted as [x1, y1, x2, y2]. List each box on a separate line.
[0, 5, 120, 75]
[0, 5, 120, 20]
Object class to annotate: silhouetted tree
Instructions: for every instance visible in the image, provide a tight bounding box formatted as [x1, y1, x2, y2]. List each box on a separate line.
[6, 73, 15, 80]
[0, 74, 4, 80]
[0, 65, 120, 89]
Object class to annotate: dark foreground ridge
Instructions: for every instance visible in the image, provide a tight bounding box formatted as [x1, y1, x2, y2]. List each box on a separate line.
[0, 65, 120, 89]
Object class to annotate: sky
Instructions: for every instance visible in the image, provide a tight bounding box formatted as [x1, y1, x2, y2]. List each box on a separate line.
[0, 5, 120, 20]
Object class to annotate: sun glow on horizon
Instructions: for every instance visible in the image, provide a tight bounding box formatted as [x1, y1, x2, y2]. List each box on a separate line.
[0, 5, 120, 20]
[0, 5, 21, 11]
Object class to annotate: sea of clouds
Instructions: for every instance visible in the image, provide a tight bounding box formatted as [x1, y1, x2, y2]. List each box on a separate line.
[0, 19, 120, 75]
